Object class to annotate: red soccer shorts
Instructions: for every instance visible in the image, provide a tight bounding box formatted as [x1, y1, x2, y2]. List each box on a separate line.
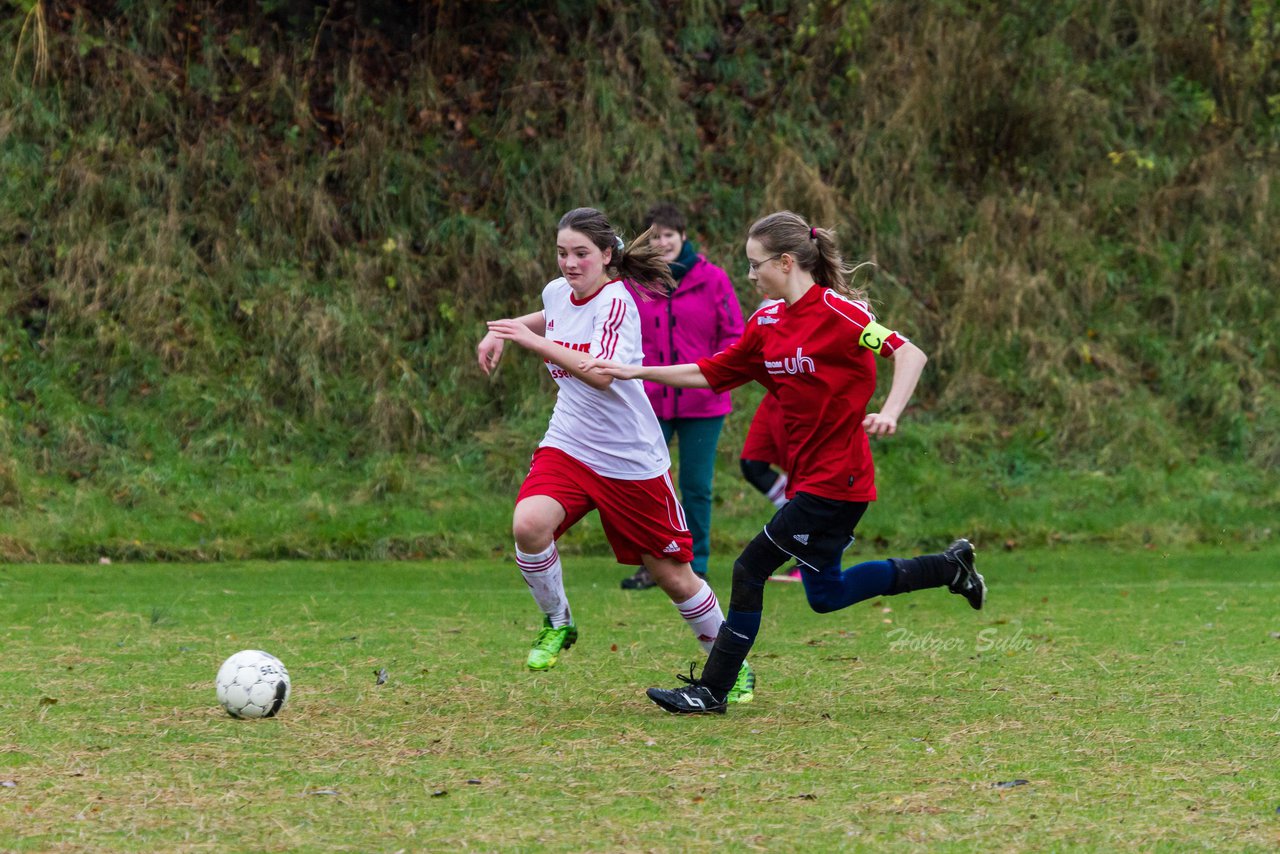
[516, 446, 694, 566]
[740, 392, 788, 468]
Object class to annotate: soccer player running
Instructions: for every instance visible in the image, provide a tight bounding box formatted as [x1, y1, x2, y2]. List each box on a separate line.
[582, 210, 985, 715]
[477, 207, 755, 703]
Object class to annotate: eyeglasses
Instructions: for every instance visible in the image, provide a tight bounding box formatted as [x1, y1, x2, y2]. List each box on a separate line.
[747, 253, 784, 274]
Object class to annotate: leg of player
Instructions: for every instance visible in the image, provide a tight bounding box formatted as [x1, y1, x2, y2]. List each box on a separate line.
[644, 555, 757, 704]
[890, 538, 985, 609]
[644, 555, 721, 652]
[800, 538, 985, 612]
[739, 458, 788, 509]
[740, 459, 799, 582]
[512, 495, 578, 671]
[646, 532, 787, 714]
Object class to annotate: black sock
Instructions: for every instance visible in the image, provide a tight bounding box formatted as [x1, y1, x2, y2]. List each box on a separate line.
[699, 622, 754, 697]
[889, 553, 959, 595]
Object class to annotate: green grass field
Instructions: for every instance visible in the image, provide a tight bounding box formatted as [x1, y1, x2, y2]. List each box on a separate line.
[2, 547, 1278, 851]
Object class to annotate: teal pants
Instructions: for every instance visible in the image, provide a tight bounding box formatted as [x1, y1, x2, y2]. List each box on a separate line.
[659, 416, 725, 578]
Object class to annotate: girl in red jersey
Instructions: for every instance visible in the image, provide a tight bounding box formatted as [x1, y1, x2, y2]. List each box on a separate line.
[583, 210, 985, 714]
[477, 208, 754, 702]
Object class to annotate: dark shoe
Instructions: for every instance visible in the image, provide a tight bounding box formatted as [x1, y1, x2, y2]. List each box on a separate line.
[646, 666, 728, 715]
[621, 566, 657, 590]
[945, 538, 985, 610]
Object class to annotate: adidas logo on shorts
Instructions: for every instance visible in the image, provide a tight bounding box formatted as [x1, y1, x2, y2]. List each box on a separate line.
[793, 533, 810, 545]
[663, 541, 680, 554]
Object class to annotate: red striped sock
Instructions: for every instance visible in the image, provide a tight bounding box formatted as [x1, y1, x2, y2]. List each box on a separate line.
[674, 579, 724, 654]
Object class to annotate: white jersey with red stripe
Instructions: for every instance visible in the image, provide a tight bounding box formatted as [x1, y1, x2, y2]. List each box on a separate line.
[538, 278, 670, 480]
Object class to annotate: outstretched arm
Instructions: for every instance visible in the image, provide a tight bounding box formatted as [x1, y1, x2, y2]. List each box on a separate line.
[580, 358, 711, 389]
[863, 341, 927, 436]
[487, 318, 618, 390]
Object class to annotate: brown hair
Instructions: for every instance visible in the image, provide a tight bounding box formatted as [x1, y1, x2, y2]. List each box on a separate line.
[644, 203, 687, 234]
[747, 210, 868, 302]
[557, 207, 674, 297]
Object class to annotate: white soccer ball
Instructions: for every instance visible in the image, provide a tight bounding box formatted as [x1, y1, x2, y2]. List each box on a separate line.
[215, 650, 291, 719]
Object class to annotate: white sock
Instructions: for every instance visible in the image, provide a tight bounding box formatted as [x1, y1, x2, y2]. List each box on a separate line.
[766, 473, 789, 508]
[515, 543, 571, 628]
[674, 579, 725, 653]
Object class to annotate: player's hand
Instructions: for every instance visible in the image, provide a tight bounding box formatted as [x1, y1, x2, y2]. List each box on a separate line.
[477, 331, 504, 376]
[579, 357, 639, 379]
[486, 318, 539, 350]
[863, 412, 898, 436]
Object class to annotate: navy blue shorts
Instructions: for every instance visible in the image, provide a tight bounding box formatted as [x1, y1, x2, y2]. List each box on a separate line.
[762, 493, 869, 571]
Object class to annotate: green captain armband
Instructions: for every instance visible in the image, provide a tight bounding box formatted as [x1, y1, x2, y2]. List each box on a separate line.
[858, 320, 893, 352]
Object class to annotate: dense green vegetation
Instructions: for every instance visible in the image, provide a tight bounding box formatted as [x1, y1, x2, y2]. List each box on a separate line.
[1, 1, 1277, 560]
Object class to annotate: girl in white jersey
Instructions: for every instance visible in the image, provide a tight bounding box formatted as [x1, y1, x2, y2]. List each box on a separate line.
[477, 207, 755, 702]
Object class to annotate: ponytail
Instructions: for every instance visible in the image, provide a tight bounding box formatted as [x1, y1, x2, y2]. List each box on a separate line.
[748, 211, 868, 302]
[611, 225, 675, 298]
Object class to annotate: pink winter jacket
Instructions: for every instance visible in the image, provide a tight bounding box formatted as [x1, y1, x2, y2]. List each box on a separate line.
[626, 257, 746, 420]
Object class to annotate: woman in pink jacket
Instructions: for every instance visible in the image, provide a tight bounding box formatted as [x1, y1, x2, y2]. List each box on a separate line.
[621, 204, 746, 589]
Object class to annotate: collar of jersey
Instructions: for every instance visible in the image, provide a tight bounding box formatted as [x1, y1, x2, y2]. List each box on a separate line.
[569, 279, 620, 306]
[790, 282, 824, 308]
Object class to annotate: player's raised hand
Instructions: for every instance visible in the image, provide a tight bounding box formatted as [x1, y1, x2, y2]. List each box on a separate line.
[863, 411, 898, 436]
[579, 357, 640, 380]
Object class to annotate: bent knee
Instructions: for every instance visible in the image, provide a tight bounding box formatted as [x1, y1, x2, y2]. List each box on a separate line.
[511, 515, 555, 552]
[805, 592, 841, 614]
[803, 576, 842, 613]
[732, 559, 772, 589]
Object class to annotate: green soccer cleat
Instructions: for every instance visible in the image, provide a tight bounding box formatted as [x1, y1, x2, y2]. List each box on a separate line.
[726, 661, 756, 704]
[526, 618, 578, 671]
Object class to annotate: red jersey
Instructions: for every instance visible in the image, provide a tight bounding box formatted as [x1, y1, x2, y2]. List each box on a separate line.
[696, 285, 908, 502]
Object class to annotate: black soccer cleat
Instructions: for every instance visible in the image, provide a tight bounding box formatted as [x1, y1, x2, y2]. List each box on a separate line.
[944, 538, 986, 610]
[646, 666, 728, 715]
